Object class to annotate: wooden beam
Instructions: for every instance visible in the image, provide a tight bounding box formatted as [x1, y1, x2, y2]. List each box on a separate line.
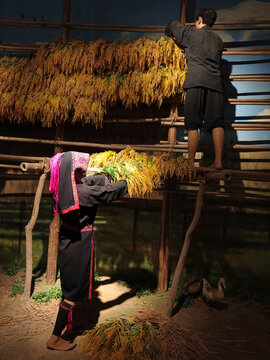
[228, 99, 270, 105]
[179, 0, 188, 25]
[61, 0, 70, 41]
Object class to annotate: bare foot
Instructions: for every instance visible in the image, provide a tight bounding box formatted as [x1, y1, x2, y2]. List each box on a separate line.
[46, 334, 76, 351]
[208, 163, 223, 170]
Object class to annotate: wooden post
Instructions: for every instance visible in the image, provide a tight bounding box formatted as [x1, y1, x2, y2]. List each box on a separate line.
[46, 124, 65, 284]
[132, 210, 139, 253]
[179, 0, 188, 25]
[165, 180, 206, 317]
[46, 214, 60, 284]
[24, 170, 49, 300]
[18, 201, 25, 256]
[157, 191, 171, 291]
[61, 0, 70, 41]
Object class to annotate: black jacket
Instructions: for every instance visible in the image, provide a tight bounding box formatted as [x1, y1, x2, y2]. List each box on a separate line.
[165, 22, 223, 92]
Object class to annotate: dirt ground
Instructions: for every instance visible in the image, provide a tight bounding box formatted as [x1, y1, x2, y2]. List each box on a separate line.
[0, 271, 270, 360]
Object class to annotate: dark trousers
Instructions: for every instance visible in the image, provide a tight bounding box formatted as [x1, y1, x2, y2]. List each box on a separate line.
[184, 87, 224, 133]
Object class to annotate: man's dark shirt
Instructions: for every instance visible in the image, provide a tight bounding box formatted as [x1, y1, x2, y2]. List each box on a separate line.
[165, 22, 223, 92]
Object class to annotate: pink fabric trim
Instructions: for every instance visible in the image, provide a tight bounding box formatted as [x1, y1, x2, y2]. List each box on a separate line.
[105, 176, 111, 186]
[60, 303, 74, 332]
[81, 224, 94, 232]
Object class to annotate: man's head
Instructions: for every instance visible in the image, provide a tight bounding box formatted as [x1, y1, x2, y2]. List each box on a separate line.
[195, 8, 217, 29]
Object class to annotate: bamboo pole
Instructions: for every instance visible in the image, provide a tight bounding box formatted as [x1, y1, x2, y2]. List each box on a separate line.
[0, 154, 44, 162]
[1, 42, 270, 55]
[165, 180, 206, 317]
[228, 99, 270, 105]
[23, 168, 49, 300]
[214, 26, 270, 31]
[186, 21, 270, 25]
[224, 50, 270, 55]
[1, 19, 269, 29]
[228, 75, 270, 81]
[1, 136, 270, 156]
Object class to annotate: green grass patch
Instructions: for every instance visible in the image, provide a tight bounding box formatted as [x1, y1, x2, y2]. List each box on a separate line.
[10, 279, 24, 297]
[3, 256, 25, 276]
[32, 287, 62, 303]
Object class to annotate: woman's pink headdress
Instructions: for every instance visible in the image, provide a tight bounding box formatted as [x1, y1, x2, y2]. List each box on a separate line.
[49, 152, 64, 212]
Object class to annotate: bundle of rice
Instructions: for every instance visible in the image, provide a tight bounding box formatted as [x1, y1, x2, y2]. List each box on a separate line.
[79, 309, 212, 360]
[79, 318, 166, 360]
[134, 308, 212, 360]
[87, 147, 195, 197]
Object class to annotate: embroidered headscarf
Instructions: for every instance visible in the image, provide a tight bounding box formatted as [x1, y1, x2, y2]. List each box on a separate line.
[49, 151, 90, 214]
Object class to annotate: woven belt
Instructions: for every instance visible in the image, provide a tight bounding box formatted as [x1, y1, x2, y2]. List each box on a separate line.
[62, 222, 93, 232]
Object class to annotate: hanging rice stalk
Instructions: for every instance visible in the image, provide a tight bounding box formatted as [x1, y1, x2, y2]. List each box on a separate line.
[87, 147, 195, 198]
[79, 308, 212, 360]
[0, 38, 187, 127]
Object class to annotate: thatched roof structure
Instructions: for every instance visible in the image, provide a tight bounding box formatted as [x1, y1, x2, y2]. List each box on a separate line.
[0, 38, 186, 127]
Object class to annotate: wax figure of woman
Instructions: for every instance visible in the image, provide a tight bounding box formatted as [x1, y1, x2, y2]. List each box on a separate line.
[46, 151, 128, 351]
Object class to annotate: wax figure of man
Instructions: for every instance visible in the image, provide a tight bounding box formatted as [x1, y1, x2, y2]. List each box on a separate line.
[47, 151, 128, 351]
[166, 8, 225, 169]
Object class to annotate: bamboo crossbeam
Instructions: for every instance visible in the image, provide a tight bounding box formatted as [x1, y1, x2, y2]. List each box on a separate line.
[0, 136, 188, 152]
[214, 26, 270, 31]
[1, 19, 269, 29]
[226, 47, 270, 52]
[228, 75, 270, 81]
[196, 167, 270, 182]
[160, 141, 270, 151]
[0, 164, 21, 169]
[179, 181, 270, 194]
[1, 40, 270, 56]
[186, 21, 270, 25]
[228, 99, 270, 105]
[160, 120, 270, 130]
[224, 49, 270, 55]
[15, 160, 270, 188]
[0, 19, 164, 32]
[0, 154, 44, 162]
[1, 136, 270, 154]
[0, 43, 40, 52]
